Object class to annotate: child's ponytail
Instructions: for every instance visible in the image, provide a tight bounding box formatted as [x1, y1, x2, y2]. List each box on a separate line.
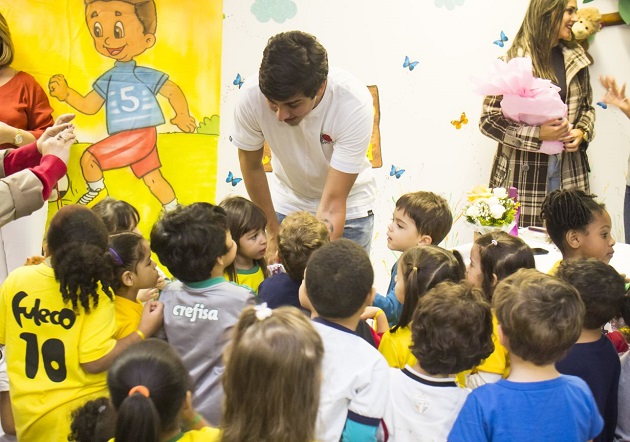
[108, 340, 191, 441]
[392, 246, 465, 332]
[114, 389, 161, 442]
[46, 206, 115, 312]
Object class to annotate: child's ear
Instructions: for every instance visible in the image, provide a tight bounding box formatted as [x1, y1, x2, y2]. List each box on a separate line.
[497, 324, 508, 347]
[122, 270, 134, 288]
[178, 391, 196, 423]
[565, 229, 581, 250]
[491, 273, 499, 288]
[417, 235, 433, 246]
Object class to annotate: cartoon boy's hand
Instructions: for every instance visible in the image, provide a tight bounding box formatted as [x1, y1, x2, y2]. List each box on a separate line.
[49, 74, 70, 101]
[171, 113, 196, 133]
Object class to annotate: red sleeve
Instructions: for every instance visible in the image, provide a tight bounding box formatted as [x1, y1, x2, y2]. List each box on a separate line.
[30, 155, 67, 200]
[4, 142, 66, 200]
[3, 142, 41, 175]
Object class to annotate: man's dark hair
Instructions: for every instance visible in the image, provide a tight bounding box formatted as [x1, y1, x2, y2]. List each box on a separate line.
[259, 30, 328, 101]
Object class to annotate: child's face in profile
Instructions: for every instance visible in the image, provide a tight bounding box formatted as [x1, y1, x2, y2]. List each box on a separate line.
[466, 244, 484, 288]
[576, 210, 615, 264]
[238, 228, 268, 261]
[132, 240, 159, 289]
[387, 208, 423, 252]
[86, 0, 155, 62]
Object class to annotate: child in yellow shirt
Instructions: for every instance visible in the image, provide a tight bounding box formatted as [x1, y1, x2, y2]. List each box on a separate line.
[378, 245, 465, 368]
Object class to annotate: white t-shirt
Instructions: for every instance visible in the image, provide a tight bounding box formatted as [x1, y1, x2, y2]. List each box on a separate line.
[384, 365, 470, 442]
[312, 318, 389, 442]
[230, 67, 376, 219]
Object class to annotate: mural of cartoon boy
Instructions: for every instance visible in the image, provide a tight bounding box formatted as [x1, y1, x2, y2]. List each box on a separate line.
[48, 0, 196, 209]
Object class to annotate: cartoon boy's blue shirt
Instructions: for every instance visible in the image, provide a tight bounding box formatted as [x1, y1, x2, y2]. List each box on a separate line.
[94, 60, 168, 134]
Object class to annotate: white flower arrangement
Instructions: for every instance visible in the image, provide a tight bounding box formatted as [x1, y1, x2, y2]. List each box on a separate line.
[463, 186, 519, 233]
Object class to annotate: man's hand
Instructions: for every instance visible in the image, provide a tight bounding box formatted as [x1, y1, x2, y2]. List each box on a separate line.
[265, 234, 280, 264]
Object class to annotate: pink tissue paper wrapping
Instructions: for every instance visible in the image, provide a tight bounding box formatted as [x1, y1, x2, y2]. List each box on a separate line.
[472, 57, 567, 155]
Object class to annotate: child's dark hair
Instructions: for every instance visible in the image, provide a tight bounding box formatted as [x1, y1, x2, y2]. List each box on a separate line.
[411, 281, 494, 375]
[278, 212, 330, 281]
[540, 189, 606, 254]
[557, 258, 630, 329]
[151, 202, 229, 282]
[304, 239, 373, 319]
[474, 231, 536, 302]
[69, 397, 115, 442]
[493, 268, 584, 365]
[396, 191, 453, 245]
[259, 30, 328, 101]
[108, 339, 191, 442]
[109, 232, 149, 291]
[393, 245, 465, 332]
[47, 205, 115, 312]
[91, 197, 140, 234]
[219, 196, 268, 283]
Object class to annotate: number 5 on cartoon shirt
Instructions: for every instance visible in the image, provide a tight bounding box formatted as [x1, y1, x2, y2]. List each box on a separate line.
[48, 0, 196, 209]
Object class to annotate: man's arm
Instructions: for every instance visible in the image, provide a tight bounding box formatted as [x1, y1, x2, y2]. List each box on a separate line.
[238, 148, 281, 261]
[316, 167, 358, 240]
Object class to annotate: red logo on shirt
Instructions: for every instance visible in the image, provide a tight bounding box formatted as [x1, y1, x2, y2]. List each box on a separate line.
[320, 133, 334, 144]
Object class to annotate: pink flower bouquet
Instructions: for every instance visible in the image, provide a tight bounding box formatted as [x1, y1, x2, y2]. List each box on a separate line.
[472, 57, 567, 155]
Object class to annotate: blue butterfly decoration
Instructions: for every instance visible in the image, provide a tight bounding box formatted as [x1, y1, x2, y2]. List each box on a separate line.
[390, 165, 405, 179]
[596, 102, 608, 109]
[493, 31, 508, 47]
[403, 56, 419, 71]
[233, 73, 244, 89]
[226, 171, 243, 186]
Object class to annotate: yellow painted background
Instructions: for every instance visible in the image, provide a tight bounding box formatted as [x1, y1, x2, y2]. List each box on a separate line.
[1, 0, 222, 235]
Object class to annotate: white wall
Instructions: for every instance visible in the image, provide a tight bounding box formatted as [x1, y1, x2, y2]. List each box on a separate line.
[218, 0, 630, 289]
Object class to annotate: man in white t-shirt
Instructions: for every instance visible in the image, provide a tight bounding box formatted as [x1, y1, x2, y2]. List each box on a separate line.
[230, 31, 376, 260]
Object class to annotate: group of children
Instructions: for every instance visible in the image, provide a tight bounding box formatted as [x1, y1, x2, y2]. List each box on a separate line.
[0, 186, 629, 441]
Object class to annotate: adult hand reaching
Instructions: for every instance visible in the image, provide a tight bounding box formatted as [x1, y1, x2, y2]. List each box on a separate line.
[38, 128, 76, 165]
[600, 75, 630, 119]
[36, 114, 75, 153]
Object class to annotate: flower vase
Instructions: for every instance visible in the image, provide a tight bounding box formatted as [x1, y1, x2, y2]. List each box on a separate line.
[470, 223, 517, 243]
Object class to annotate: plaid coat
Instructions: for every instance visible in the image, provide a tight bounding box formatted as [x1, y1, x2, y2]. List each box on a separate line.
[482, 44, 595, 227]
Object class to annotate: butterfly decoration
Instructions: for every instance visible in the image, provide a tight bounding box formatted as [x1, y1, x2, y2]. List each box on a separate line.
[403, 56, 419, 71]
[233, 73, 244, 89]
[226, 171, 243, 186]
[493, 31, 508, 47]
[390, 165, 405, 179]
[596, 102, 608, 109]
[451, 112, 469, 129]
